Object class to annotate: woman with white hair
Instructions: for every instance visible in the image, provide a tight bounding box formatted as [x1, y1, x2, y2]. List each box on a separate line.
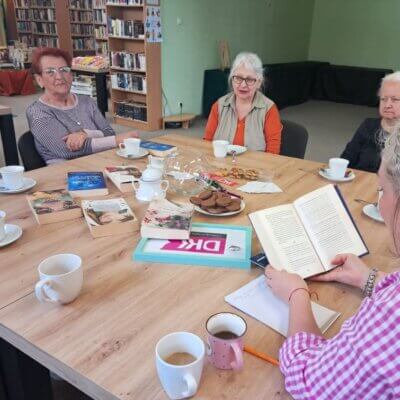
[341, 71, 400, 172]
[265, 125, 400, 399]
[204, 52, 282, 154]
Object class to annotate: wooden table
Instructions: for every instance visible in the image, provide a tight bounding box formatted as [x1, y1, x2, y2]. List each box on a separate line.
[0, 134, 392, 400]
[0, 104, 19, 165]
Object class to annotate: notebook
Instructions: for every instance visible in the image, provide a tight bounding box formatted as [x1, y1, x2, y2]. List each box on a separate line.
[225, 276, 340, 336]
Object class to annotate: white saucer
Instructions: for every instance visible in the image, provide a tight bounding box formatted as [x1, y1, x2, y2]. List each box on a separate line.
[227, 145, 247, 155]
[363, 204, 384, 223]
[116, 148, 149, 159]
[0, 224, 23, 247]
[318, 169, 355, 182]
[0, 177, 36, 194]
[194, 200, 245, 217]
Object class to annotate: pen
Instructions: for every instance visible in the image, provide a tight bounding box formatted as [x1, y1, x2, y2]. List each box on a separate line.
[244, 345, 280, 367]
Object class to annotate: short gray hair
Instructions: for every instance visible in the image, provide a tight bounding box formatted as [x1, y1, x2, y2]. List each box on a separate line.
[379, 71, 400, 95]
[382, 123, 400, 194]
[228, 52, 264, 87]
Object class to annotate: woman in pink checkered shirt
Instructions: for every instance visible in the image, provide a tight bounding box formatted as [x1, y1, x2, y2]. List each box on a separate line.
[265, 128, 400, 399]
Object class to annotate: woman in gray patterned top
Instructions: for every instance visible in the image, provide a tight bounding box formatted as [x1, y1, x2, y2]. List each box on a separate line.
[27, 47, 138, 164]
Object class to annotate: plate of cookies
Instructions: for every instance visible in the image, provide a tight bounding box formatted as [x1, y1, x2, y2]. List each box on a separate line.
[214, 166, 260, 181]
[189, 189, 245, 216]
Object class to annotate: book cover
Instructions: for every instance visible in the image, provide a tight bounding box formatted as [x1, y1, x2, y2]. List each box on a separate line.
[140, 141, 177, 156]
[104, 165, 142, 193]
[27, 189, 82, 225]
[67, 171, 108, 197]
[141, 198, 194, 240]
[134, 223, 252, 269]
[82, 198, 138, 238]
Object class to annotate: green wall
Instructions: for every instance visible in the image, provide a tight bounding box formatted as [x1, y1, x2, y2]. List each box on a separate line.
[161, 0, 315, 116]
[309, 0, 400, 70]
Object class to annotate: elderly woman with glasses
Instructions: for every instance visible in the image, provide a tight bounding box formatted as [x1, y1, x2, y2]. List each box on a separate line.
[204, 52, 282, 154]
[26, 47, 137, 165]
[340, 71, 400, 172]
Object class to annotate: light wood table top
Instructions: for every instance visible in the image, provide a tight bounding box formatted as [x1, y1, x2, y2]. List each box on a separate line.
[0, 104, 11, 116]
[0, 134, 393, 400]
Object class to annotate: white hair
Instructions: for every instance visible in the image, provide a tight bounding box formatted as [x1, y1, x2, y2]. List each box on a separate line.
[382, 123, 400, 194]
[228, 52, 264, 87]
[379, 71, 400, 94]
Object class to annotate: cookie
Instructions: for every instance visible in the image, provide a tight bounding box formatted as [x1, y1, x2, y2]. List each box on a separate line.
[216, 196, 232, 207]
[189, 196, 202, 206]
[198, 190, 213, 200]
[205, 207, 227, 214]
[226, 201, 241, 212]
[201, 197, 216, 208]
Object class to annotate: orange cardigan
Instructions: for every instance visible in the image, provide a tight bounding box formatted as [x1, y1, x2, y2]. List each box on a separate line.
[204, 101, 282, 154]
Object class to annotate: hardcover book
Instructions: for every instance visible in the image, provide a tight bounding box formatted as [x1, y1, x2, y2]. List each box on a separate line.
[248, 184, 368, 279]
[27, 189, 82, 225]
[140, 141, 177, 157]
[67, 171, 108, 198]
[141, 198, 194, 240]
[134, 223, 252, 269]
[104, 165, 142, 193]
[82, 198, 139, 238]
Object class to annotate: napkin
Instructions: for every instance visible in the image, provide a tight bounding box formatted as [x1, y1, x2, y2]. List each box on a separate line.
[237, 181, 282, 194]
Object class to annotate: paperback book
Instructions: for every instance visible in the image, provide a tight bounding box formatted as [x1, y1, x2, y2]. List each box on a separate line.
[139, 141, 177, 157]
[104, 165, 142, 193]
[67, 171, 108, 198]
[134, 223, 252, 269]
[27, 189, 82, 225]
[82, 198, 138, 238]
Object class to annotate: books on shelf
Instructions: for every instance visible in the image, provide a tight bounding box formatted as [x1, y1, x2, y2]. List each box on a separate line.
[106, 0, 143, 5]
[140, 141, 177, 157]
[111, 72, 146, 93]
[141, 199, 194, 240]
[71, 75, 97, 97]
[225, 276, 341, 337]
[67, 171, 108, 197]
[104, 165, 142, 192]
[111, 51, 145, 71]
[27, 189, 82, 225]
[115, 100, 147, 122]
[248, 184, 368, 279]
[134, 223, 252, 269]
[82, 198, 139, 238]
[107, 17, 144, 38]
[72, 55, 109, 70]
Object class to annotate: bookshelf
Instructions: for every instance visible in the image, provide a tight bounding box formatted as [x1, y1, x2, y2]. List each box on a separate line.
[107, 0, 162, 131]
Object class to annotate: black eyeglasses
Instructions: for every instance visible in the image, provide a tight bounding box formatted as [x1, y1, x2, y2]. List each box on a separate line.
[232, 75, 257, 86]
[41, 66, 72, 77]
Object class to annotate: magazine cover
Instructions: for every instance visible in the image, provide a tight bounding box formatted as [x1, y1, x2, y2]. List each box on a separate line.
[28, 189, 80, 215]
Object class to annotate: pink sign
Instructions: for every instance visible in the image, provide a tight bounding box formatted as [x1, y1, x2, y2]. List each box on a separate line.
[162, 232, 227, 254]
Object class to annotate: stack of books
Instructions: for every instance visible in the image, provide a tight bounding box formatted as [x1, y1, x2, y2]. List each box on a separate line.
[111, 51, 145, 71]
[71, 75, 97, 98]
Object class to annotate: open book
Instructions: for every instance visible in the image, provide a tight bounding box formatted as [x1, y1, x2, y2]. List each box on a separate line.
[248, 184, 368, 278]
[225, 276, 340, 336]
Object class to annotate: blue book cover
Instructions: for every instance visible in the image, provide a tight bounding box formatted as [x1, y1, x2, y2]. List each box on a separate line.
[140, 141, 176, 152]
[67, 172, 107, 192]
[133, 222, 252, 269]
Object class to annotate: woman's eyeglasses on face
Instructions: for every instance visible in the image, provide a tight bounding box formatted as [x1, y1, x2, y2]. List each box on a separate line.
[41, 66, 72, 77]
[232, 75, 257, 87]
[379, 96, 400, 104]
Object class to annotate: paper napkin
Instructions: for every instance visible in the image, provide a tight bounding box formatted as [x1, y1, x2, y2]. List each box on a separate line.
[237, 181, 283, 194]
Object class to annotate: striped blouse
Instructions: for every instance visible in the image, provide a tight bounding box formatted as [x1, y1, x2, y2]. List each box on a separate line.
[280, 271, 400, 400]
[26, 94, 116, 164]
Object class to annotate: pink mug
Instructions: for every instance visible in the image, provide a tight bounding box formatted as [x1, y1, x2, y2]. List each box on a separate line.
[206, 312, 247, 370]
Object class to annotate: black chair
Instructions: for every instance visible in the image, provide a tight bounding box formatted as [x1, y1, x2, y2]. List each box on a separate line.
[280, 120, 309, 159]
[18, 131, 46, 171]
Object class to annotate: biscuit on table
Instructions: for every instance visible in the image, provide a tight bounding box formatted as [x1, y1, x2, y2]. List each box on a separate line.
[189, 196, 202, 205]
[226, 201, 241, 212]
[201, 197, 216, 208]
[198, 190, 213, 200]
[216, 196, 232, 207]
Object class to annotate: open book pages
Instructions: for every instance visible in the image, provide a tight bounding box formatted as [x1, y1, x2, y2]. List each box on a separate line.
[225, 276, 340, 336]
[141, 198, 194, 240]
[249, 184, 368, 278]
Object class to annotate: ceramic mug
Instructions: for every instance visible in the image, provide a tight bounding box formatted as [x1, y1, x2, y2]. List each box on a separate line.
[119, 138, 141, 156]
[155, 331, 205, 400]
[0, 165, 24, 190]
[328, 158, 349, 179]
[213, 140, 229, 158]
[35, 254, 83, 304]
[206, 312, 247, 370]
[0, 210, 5, 241]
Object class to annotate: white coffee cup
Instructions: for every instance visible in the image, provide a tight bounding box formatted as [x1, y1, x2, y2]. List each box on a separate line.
[35, 254, 83, 304]
[213, 140, 229, 158]
[0, 210, 6, 241]
[328, 158, 349, 179]
[149, 155, 165, 172]
[0, 165, 24, 190]
[119, 138, 141, 156]
[155, 332, 205, 400]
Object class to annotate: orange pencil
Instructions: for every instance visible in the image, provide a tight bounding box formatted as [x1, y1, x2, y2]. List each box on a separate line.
[244, 345, 280, 367]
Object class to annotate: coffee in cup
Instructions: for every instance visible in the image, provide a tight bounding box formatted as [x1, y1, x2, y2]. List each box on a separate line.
[0, 165, 24, 190]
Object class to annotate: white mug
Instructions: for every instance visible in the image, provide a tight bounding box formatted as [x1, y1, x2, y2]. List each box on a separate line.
[119, 138, 141, 156]
[0, 210, 5, 241]
[328, 158, 349, 179]
[0, 165, 24, 190]
[155, 332, 205, 400]
[213, 140, 229, 158]
[149, 155, 165, 172]
[35, 254, 83, 304]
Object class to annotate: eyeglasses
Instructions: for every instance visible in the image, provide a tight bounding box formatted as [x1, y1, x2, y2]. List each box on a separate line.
[379, 96, 400, 104]
[41, 66, 72, 77]
[232, 75, 257, 86]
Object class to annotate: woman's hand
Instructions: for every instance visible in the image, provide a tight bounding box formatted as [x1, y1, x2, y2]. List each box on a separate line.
[311, 253, 370, 289]
[63, 131, 87, 151]
[115, 131, 139, 145]
[265, 265, 308, 303]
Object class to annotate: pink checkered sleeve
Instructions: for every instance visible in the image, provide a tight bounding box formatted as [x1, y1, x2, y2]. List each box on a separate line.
[279, 272, 400, 400]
